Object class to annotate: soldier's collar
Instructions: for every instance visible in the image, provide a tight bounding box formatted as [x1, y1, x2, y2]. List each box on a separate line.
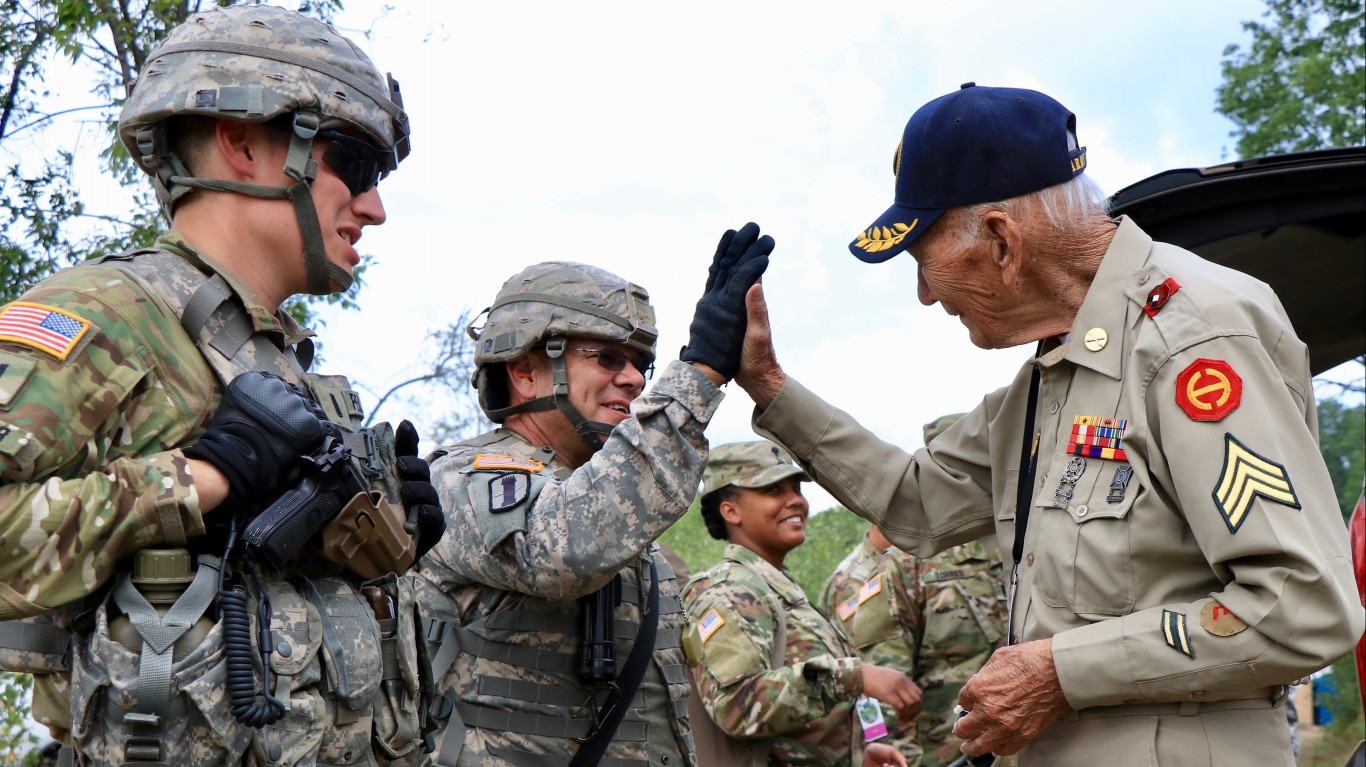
[1056, 216, 1153, 380]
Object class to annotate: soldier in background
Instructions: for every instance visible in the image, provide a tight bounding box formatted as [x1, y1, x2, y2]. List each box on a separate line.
[0, 6, 441, 765]
[414, 227, 770, 766]
[818, 522, 892, 623]
[683, 440, 919, 767]
[835, 415, 1008, 767]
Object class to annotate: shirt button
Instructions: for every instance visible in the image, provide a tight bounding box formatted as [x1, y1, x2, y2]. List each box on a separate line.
[1026, 553, 1035, 566]
[1076, 504, 1089, 517]
[1138, 273, 1150, 285]
[1049, 401, 1060, 414]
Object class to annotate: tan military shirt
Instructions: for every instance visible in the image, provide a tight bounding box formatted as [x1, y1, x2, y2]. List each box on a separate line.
[754, 218, 1361, 720]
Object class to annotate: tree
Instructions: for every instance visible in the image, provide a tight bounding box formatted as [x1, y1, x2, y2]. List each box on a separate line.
[1317, 396, 1366, 522]
[1217, 0, 1366, 158]
[0, 0, 361, 332]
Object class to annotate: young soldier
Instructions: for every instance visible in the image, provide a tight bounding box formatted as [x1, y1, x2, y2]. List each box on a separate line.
[0, 7, 442, 764]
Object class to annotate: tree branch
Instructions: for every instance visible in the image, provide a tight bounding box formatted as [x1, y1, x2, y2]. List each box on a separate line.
[0, 22, 51, 140]
[2, 104, 111, 138]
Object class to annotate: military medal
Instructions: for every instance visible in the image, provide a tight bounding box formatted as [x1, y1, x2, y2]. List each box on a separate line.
[1052, 457, 1087, 508]
[1067, 415, 1128, 461]
[1107, 465, 1134, 503]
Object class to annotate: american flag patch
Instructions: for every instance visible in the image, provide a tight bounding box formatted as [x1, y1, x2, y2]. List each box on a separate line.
[836, 595, 860, 621]
[0, 302, 91, 361]
[857, 574, 883, 604]
[698, 608, 726, 644]
[1066, 415, 1129, 462]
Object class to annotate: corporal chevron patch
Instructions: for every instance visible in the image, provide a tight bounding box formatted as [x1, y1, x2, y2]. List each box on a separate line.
[1161, 608, 1194, 659]
[1212, 433, 1301, 534]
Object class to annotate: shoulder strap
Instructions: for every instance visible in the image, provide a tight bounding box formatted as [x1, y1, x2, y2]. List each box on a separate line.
[568, 558, 660, 767]
[95, 248, 311, 387]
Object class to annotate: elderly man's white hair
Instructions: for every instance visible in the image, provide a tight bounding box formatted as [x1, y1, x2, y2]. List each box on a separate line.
[925, 174, 1110, 252]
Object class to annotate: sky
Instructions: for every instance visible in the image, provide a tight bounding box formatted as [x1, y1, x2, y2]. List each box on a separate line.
[16, 0, 1344, 513]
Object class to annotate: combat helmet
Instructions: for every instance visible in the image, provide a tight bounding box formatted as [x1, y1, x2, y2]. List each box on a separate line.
[468, 261, 658, 448]
[118, 4, 410, 295]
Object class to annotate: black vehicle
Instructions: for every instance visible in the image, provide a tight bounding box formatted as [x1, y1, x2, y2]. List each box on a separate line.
[1112, 146, 1366, 767]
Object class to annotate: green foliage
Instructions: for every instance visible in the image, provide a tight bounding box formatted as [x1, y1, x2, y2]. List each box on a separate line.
[1316, 397, 1365, 522]
[0, 0, 343, 323]
[1322, 652, 1363, 738]
[1217, 0, 1366, 157]
[660, 502, 870, 601]
[0, 673, 36, 764]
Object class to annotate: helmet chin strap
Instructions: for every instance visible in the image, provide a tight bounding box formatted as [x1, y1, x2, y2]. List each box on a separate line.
[485, 336, 615, 450]
[156, 110, 351, 296]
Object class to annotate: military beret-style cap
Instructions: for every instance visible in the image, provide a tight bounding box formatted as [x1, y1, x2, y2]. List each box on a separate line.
[850, 82, 1087, 262]
[702, 440, 810, 497]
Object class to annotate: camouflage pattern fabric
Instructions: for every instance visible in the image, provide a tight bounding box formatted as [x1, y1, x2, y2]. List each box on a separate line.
[414, 359, 723, 766]
[841, 540, 1008, 767]
[816, 534, 883, 623]
[683, 543, 864, 767]
[699, 440, 808, 497]
[0, 237, 424, 765]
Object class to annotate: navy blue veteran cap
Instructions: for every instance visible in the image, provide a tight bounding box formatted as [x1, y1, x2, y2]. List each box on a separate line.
[850, 82, 1087, 263]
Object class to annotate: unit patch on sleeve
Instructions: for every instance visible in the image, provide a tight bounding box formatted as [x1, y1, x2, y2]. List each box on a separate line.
[0, 302, 91, 361]
[1067, 415, 1128, 461]
[1161, 609, 1195, 659]
[473, 453, 545, 473]
[1176, 358, 1242, 421]
[487, 472, 530, 513]
[1199, 599, 1249, 637]
[1212, 433, 1300, 534]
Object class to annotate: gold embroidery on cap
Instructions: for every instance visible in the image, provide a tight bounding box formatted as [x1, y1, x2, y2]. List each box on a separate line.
[855, 220, 918, 253]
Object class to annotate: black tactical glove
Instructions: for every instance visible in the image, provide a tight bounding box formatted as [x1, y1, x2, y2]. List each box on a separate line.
[186, 371, 328, 511]
[680, 222, 773, 378]
[394, 420, 446, 562]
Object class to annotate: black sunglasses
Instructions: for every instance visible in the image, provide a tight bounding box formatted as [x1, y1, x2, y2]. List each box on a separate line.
[571, 347, 655, 381]
[317, 129, 396, 197]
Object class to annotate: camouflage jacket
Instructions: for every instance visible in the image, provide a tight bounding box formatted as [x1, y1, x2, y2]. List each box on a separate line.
[0, 230, 312, 619]
[413, 359, 723, 766]
[683, 543, 864, 767]
[838, 539, 1007, 766]
[0, 235, 425, 766]
[816, 535, 882, 623]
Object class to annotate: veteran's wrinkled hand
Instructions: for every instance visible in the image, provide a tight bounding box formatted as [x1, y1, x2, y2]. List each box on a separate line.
[953, 639, 1070, 756]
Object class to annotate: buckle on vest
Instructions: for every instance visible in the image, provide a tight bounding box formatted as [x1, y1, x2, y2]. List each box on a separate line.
[571, 682, 621, 744]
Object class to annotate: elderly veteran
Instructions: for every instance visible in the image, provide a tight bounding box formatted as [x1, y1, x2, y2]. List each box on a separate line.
[729, 83, 1363, 767]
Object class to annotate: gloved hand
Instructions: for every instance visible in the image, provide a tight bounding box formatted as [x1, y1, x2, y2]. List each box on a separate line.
[185, 371, 328, 511]
[680, 222, 774, 378]
[394, 420, 446, 562]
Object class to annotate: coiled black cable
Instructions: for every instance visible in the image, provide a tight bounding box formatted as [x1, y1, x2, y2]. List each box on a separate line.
[218, 514, 286, 727]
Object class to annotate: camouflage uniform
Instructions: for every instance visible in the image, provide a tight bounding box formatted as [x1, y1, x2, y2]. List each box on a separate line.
[1, 6, 426, 766]
[843, 541, 1007, 766]
[684, 544, 864, 767]
[816, 534, 882, 623]
[414, 262, 718, 766]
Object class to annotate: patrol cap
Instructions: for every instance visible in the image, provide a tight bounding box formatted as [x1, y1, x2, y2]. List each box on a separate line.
[702, 440, 810, 497]
[850, 83, 1087, 262]
[923, 412, 965, 444]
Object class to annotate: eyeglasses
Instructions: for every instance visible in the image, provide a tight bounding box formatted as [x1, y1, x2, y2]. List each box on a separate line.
[571, 347, 655, 380]
[317, 129, 396, 197]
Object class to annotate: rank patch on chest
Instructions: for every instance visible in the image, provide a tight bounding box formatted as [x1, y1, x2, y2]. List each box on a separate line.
[1212, 433, 1300, 534]
[1066, 415, 1129, 461]
[1161, 609, 1194, 659]
[1199, 600, 1249, 637]
[488, 472, 530, 513]
[0, 302, 91, 361]
[1176, 359, 1242, 421]
[698, 608, 726, 644]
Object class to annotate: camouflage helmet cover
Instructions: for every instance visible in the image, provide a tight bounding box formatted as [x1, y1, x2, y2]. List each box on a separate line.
[471, 261, 658, 423]
[473, 261, 658, 366]
[118, 4, 410, 177]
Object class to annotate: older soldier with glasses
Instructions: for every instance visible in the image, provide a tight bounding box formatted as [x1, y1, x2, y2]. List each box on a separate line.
[728, 83, 1362, 766]
[415, 229, 770, 766]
